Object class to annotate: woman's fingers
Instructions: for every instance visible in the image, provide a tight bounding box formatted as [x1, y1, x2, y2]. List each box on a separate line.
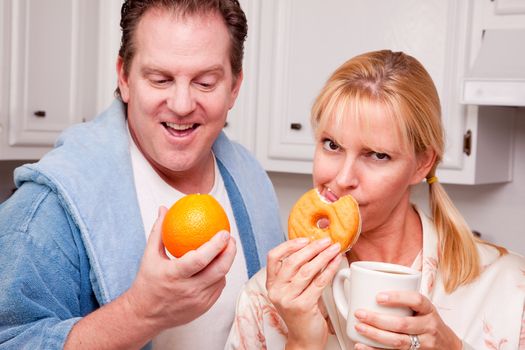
[268, 238, 337, 284]
[266, 238, 310, 282]
[353, 291, 463, 350]
[288, 242, 341, 292]
[352, 291, 435, 350]
[351, 290, 431, 334]
[290, 251, 343, 308]
[353, 319, 412, 350]
[353, 309, 420, 336]
[375, 290, 434, 316]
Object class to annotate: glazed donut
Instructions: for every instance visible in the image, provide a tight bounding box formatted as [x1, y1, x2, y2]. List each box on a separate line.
[288, 189, 361, 252]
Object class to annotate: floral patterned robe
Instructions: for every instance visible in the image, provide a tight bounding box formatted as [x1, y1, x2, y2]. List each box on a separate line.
[225, 208, 525, 349]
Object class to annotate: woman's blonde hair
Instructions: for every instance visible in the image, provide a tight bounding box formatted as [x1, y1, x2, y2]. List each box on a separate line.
[311, 50, 506, 293]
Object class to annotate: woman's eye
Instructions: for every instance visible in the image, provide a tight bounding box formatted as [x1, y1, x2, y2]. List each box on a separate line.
[371, 152, 390, 161]
[322, 139, 340, 151]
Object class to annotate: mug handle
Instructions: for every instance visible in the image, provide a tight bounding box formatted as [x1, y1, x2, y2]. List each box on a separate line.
[332, 268, 351, 320]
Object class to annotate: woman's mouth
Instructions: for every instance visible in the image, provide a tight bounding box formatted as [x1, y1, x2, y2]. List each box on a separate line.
[318, 187, 339, 203]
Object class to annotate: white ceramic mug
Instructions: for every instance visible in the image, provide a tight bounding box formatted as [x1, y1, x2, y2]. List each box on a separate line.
[332, 261, 421, 348]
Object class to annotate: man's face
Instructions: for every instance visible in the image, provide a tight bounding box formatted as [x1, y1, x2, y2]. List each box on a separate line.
[117, 9, 242, 185]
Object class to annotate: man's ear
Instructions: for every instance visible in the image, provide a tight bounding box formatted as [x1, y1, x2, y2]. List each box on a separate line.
[228, 70, 244, 110]
[116, 56, 130, 103]
[411, 148, 437, 185]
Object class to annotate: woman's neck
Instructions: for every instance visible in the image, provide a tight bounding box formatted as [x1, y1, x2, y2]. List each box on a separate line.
[347, 205, 423, 267]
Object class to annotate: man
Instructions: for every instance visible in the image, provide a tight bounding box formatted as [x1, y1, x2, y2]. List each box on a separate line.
[0, 1, 283, 349]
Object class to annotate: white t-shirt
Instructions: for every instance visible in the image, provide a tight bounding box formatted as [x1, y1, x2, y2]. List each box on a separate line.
[128, 130, 248, 349]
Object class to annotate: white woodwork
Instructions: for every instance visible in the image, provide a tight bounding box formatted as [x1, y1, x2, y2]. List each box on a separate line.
[1, 0, 518, 184]
[0, 0, 7, 148]
[95, 0, 123, 116]
[256, 0, 466, 174]
[0, 0, 99, 159]
[440, 0, 525, 184]
[254, 0, 516, 184]
[495, 0, 525, 14]
[222, 0, 260, 152]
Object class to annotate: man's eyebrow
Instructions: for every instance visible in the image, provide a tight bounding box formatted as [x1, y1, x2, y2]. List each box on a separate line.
[193, 65, 226, 78]
[141, 65, 226, 77]
[141, 67, 169, 76]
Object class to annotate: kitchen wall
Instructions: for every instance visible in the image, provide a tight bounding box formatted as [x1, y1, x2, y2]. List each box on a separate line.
[0, 160, 27, 200]
[269, 107, 525, 256]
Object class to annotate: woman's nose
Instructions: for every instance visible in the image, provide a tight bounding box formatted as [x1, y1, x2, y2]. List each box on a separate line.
[335, 157, 359, 190]
[167, 84, 196, 116]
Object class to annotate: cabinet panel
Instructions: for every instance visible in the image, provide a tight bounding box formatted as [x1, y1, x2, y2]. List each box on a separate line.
[255, 0, 470, 179]
[3, 0, 99, 154]
[221, 0, 259, 151]
[9, 0, 79, 146]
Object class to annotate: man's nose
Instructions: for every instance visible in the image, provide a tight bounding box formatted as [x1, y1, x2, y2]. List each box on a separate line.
[167, 84, 196, 116]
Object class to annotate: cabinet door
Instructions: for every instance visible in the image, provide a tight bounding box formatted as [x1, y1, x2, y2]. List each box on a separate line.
[255, 0, 469, 179]
[2, 0, 98, 155]
[221, 0, 260, 152]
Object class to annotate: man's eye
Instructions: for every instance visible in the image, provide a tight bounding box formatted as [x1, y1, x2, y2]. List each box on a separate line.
[195, 81, 216, 90]
[150, 78, 171, 86]
[322, 139, 340, 151]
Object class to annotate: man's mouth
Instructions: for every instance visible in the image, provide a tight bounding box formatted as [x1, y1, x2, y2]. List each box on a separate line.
[162, 121, 199, 135]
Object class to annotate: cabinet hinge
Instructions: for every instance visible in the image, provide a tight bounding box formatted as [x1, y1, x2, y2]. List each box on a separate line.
[463, 129, 472, 156]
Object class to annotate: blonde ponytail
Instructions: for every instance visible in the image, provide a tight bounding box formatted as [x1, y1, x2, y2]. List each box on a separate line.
[427, 174, 507, 293]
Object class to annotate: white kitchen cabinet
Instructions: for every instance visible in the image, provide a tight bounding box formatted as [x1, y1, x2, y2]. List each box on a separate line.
[253, 0, 518, 184]
[20, 0, 517, 184]
[221, 0, 260, 152]
[0, 0, 100, 160]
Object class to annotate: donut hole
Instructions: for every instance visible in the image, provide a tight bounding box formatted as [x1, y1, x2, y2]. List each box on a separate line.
[316, 216, 330, 229]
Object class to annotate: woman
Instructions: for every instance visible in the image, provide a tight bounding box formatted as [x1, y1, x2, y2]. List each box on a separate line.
[225, 50, 525, 349]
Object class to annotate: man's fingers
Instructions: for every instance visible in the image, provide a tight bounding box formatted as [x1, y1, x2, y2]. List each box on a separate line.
[198, 276, 228, 313]
[174, 230, 232, 277]
[193, 236, 237, 284]
[146, 206, 168, 257]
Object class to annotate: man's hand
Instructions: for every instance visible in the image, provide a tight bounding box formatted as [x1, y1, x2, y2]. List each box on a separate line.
[127, 206, 237, 328]
[64, 206, 236, 349]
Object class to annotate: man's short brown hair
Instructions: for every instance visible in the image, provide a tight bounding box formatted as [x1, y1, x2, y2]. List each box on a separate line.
[116, 0, 247, 99]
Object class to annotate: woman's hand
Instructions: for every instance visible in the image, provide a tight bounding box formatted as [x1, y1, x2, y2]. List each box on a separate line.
[266, 238, 342, 350]
[352, 290, 463, 350]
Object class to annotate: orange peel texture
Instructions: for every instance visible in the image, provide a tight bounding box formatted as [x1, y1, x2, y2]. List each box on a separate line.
[162, 194, 230, 258]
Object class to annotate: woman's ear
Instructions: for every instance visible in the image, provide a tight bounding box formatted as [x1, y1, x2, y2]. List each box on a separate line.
[410, 149, 437, 185]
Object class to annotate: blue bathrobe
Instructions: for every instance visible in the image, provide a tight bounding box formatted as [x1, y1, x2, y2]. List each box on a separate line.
[0, 100, 284, 349]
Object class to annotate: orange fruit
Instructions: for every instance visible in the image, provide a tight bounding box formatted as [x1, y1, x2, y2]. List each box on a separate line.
[161, 194, 230, 258]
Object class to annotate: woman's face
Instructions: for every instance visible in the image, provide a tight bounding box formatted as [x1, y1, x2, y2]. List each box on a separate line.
[312, 102, 432, 233]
